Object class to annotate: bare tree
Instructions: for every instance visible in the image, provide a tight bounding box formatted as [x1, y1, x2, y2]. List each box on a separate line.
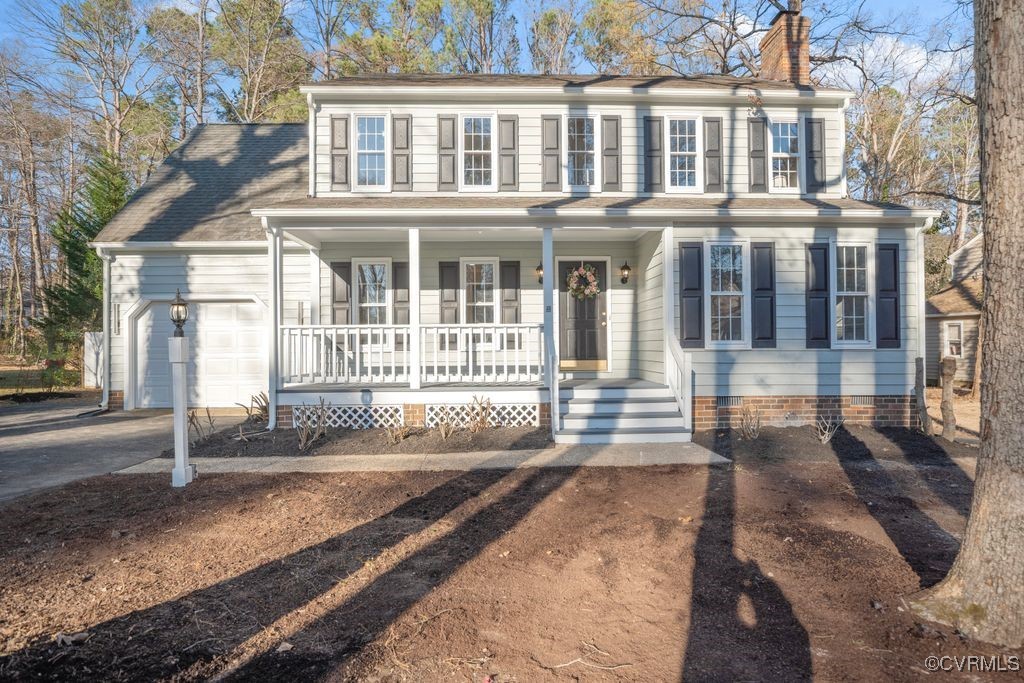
[912, 0, 1024, 648]
[297, 0, 357, 80]
[527, 0, 581, 74]
[148, 0, 213, 138]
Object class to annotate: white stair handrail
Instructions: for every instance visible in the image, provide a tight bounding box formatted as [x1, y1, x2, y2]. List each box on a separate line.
[666, 334, 693, 431]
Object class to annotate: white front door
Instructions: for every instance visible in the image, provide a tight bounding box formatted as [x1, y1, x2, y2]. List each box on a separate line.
[136, 301, 266, 408]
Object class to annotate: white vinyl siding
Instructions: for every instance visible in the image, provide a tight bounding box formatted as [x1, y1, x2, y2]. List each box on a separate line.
[313, 103, 846, 197]
[672, 225, 923, 397]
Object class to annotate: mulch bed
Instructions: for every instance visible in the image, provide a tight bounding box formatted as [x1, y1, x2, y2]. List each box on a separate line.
[162, 421, 553, 458]
[1, 425, 1020, 682]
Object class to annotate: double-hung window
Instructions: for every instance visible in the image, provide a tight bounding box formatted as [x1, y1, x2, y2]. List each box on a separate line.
[355, 115, 388, 191]
[461, 115, 496, 191]
[707, 243, 748, 346]
[461, 258, 498, 324]
[667, 117, 701, 192]
[834, 245, 870, 344]
[566, 115, 597, 189]
[769, 121, 800, 191]
[945, 322, 964, 358]
[353, 259, 391, 325]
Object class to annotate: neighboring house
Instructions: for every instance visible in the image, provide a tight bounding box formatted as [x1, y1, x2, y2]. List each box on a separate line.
[926, 234, 983, 385]
[91, 6, 938, 443]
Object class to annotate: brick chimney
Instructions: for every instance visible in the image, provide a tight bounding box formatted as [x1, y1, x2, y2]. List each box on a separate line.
[759, 0, 811, 85]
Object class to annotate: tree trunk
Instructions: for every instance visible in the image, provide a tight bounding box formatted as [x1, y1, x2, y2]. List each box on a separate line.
[912, 0, 1024, 648]
[939, 356, 957, 441]
[969, 306, 984, 400]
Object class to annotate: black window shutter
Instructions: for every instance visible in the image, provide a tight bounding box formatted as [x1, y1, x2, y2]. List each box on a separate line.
[500, 261, 520, 323]
[876, 243, 901, 348]
[679, 242, 704, 348]
[643, 116, 663, 192]
[330, 115, 350, 191]
[393, 262, 409, 324]
[751, 242, 776, 348]
[330, 261, 351, 324]
[704, 117, 723, 193]
[806, 244, 831, 348]
[438, 261, 459, 324]
[392, 115, 412, 191]
[437, 115, 457, 190]
[601, 115, 621, 191]
[541, 115, 561, 190]
[805, 117, 826, 193]
[497, 115, 518, 191]
[748, 117, 768, 193]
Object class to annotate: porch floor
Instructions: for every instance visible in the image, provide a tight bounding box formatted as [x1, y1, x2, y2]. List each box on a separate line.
[280, 378, 666, 393]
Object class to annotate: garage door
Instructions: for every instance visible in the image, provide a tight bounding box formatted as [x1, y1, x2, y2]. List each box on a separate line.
[136, 301, 267, 408]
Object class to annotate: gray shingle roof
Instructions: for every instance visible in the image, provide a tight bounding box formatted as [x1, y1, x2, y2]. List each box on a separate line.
[308, 73, 840, 93]
[95, 123, 307, 243]
[927, 277, 983, 316]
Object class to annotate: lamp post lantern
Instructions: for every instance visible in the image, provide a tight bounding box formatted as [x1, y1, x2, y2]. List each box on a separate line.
[168, 291, 195, 487]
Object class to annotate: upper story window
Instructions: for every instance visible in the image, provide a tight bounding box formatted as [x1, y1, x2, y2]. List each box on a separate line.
[769, 121, 800, 192]
[667, 117, 701, 192]
[461, 258, 498, 323]
[461, 115, 495, 191]
[834, 244, 871, 344]
[355, 115, 389, 191]
[566, 116, 597, 189]
[707, 242, 749, 347]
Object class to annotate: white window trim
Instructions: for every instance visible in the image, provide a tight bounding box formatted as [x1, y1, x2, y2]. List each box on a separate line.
[351, 112, 391, 193]
[830, 241, 875, 349]
[351, 257, 393, 325]
[664, 113, 704, 194]
[563, 112, 602, 193]
[459, 256, 501, 324]
[458, 113, 498, 192]
[767, 117, 803, 195]
[703, 239, 752, 350]
[944, 321, 964, 359]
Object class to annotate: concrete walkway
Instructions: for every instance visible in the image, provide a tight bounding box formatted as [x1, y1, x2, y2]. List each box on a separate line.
[117, 442, 728, 475]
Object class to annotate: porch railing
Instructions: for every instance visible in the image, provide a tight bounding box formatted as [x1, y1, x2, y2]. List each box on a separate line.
[667, 334, 694, 430]
[280, 325, 411, 385]
[420, 324, 544, 384]
[280, 323, 544, 386]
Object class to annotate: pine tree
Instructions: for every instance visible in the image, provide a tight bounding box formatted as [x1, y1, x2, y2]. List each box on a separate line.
[39, 154, 128, 351]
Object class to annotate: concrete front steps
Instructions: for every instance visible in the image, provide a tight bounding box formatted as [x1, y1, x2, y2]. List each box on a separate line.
[554, 380, 692, 444]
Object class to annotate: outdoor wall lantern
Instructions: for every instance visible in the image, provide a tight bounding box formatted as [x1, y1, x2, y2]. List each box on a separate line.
[535, 262, 544, 284]
[169, 289, 189, 337]
[620, 261, 632, 285]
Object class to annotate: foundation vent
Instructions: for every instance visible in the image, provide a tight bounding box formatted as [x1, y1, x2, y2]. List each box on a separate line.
[716, 396, 743, 408]
[850, 396, 876, 406]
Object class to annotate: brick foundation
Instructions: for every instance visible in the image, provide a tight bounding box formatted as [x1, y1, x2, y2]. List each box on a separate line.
[403, 403, 425, 427]
[538, 403, 551, 429]
[108, 390, 124, 410]
[693, 395, 917, 431]
[275, 405, 294, 428]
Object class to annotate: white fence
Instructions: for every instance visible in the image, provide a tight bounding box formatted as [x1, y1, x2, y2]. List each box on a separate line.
[420, 324, 544, 384]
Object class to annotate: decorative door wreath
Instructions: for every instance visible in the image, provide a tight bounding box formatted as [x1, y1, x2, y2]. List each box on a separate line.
[566, 263, 601, 300]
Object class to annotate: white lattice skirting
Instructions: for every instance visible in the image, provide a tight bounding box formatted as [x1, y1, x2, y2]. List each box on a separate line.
[425, 403, 539, 428]
[293, 404, 404, 430]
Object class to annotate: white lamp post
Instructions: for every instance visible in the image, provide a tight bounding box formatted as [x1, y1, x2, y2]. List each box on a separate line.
[169, 290, 195, 487]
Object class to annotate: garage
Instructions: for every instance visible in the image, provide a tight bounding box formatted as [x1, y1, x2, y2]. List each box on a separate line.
[135, 300, 266, 408]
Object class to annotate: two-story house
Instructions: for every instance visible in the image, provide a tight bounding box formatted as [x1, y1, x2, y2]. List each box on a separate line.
[926, 233, 984, 385]
[92, 5, 938, 443]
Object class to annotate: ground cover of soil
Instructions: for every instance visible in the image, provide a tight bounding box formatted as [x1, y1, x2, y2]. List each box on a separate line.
[925, 385, 981, 440]
[165, 421, 553, 458]
[1, 425, 1020, 682]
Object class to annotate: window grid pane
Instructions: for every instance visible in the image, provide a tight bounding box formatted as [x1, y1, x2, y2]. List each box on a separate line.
[464, 262, 495, 323]
[567, 117, 595, 186]
[709, 245, 744, 342]
[463, 117, 492, 187]
[770, 122, 799, 189]
[356, 263, 388, 325]
[356, 116, 386, 187]
[669, 119, 698, 188]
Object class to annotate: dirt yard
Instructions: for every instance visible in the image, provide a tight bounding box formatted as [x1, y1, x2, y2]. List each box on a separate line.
[1, 425, 1019, 682]
[926, 386, 981, 441]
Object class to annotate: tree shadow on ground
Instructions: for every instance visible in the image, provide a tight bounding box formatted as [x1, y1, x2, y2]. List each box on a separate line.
[829, 427, 961, 588]
[0, 458, 580, 681]
[878, 427, 975, 517]
[682, 429, 812, 682]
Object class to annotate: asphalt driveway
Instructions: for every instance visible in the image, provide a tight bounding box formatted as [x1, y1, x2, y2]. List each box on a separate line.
[1, 395, 185, 503]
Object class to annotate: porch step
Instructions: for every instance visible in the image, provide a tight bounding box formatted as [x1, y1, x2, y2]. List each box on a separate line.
[554, 426, 693, 444]
[561, 411, 685, 430]
[560, 396, 680, 415]
[558, 385, 674, 401]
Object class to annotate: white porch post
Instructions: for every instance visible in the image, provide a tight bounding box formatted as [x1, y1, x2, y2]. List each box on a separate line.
[409, 228, 421, 389]
[266, 221, 283, 429]
[542, 226, 555, 382]
[662, 226, 676, 380]
[309, 248, 321, 324]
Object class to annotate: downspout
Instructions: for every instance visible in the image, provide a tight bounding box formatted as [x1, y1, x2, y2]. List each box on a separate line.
[98, 248, 113, 410]
[264, 217, 279, 430]
[917, 217, 933, 362]
[307, 93, 316, 198]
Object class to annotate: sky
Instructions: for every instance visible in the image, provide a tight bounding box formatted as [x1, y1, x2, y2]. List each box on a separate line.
[0, 0, 965, 66]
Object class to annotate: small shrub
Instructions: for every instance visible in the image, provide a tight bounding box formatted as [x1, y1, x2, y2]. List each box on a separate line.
[738, 405, 761, 440]
[815, 415, 844, 444]
[236, 391, 270, 423]
[297, 398, 328, 452]
[433, 406, 458, 441]
[468, 395, 493, 433]
[383, 424, 411, 445]
[187, 408, 216, 445]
